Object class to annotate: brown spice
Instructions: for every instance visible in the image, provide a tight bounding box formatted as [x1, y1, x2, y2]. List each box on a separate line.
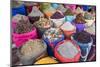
[75, 13, 86, 24]
[15, 16, 34, 34]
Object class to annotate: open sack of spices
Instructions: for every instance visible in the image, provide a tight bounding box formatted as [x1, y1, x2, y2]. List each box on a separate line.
[50, 11, 65, 27]
[12, 14, 37, 47]
[17, 39, 47, 65]
[73, 13, 86, 32]
[33, 17, 54, 37]
[71, 31, 93, 61]
[28, 5, 44, 24]
[84, 12, 95, 27]
[54, 40, 81, 62]
[11, 1, 96, 66]
[43, 28, 65, 48]
[42, 28, 65, 56]
[60, 22, 76, 38]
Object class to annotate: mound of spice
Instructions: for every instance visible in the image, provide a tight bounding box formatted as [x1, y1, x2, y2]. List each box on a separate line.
[60, 22, 76, 37]
[75, 7, 84, 14]
[28, 6, 44, 17]
[34, 17, 53, 29]
[73, 31, 92, 43]
[12, 14, 28, 23]
[28, 6, 44, 23]
[75, 13, 86, 24]
[14, 16, 34, 34]
[84, 23, 95, 35]
[65, 9, 74, 16]
[43, 28, 64, 44]
[19, 39, 47, 59]
[50, 11, 65, 27]
[84, 12, 95, 27]
[51, 11, 64, 19]
[34, 17, 53, 37]
[18, 39, 47, 65]
[41, 3, 56, 17]
[84, 12, 94, 20]
[34, 57, 58, 64]
[64, 9, 76, 22]
[61, 22, 76, 31]
[57, 41, 79, 58]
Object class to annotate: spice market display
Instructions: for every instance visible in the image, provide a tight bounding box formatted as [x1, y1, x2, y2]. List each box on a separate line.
[11, 1, 96, 66]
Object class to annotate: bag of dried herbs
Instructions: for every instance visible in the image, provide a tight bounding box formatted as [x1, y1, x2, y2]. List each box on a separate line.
[28, 5, 44, 24]
[60, 22, 76, 38]
[14, 16, 34, 34]
[84, 12, 95, 27]
[50, 11, 65, 27]
[42, 28, 65, 56]
[54, 40, 80, 62]
[72, 31, 93, 61]
[43, 28, 65, 48]
[18, 39, 47, 65]
[75, 7, 84, 15]
[12, 15, 37, 47]
[73, 13, 86, 32]
[33, 17, 54, 37]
